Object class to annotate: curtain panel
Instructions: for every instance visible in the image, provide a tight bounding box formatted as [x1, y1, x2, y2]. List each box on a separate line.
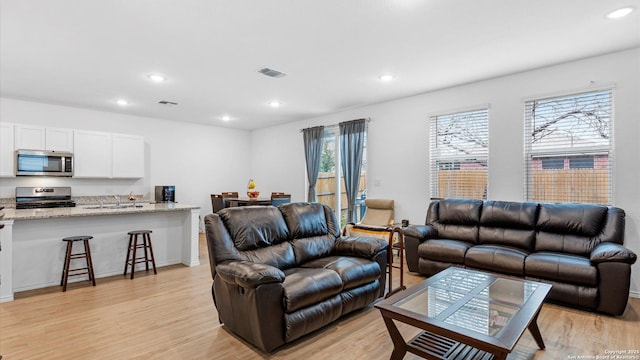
[303, 126, 325, 202]
[340, 119, 366, 223]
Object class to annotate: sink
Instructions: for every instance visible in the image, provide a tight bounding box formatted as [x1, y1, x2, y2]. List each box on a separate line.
[84, 204, 143, 209]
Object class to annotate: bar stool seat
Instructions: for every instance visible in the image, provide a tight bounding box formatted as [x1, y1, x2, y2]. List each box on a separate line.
[61, 235, 96, 292]
[124, 230, 157, 279]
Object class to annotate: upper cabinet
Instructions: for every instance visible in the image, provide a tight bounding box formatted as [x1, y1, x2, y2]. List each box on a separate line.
[73, 130, 112, 178]
[112, 133, 144, 178]
[15, 124, 73, 152]
[0, 123, 15, 177]
[45, 128, 74, 152]
[2, 123, 144, 179]
[73, 130, 144, 179]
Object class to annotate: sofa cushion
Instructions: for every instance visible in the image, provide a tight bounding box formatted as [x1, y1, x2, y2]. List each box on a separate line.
[301, 256, 381, 291]
[480, 201, 538, 229]
[284, 295, 342, 342]
[280, 202, 329, 238]
[282, 267, 343, 313]
[418, 239, 472, 264]
[479, 201, 537, 250]
[537, 203, 607, 237]
[465, 245, 529, 276]
[219, 206, 290, 251]
[438, 198, 483, 224]
[525, 252, 597, 287]
[280, 202, 339, 264]
[430, 199, 482, 244]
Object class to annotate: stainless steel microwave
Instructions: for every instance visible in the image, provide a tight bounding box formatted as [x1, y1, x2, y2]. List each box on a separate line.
[16, 149, 73, 177]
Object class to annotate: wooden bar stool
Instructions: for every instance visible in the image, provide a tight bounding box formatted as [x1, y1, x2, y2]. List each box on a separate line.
[60, 235, 96, 292]
[124, 230, 157, 279]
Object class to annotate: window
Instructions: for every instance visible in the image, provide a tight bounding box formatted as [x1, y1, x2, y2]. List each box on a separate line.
[315, 126, 367, 225]
[430, 108, 489, 199]
[524, 89, 612, 204]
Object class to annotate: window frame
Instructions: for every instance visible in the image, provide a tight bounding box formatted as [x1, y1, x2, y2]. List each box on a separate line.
[429, 106, 490, 200]
[523, 87, 614, 205]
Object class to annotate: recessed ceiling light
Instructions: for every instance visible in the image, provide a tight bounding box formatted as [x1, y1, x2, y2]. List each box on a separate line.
[116, 99, 129, 106]
[147, 73, 166, 82]
[269, 100, 282, 108]
[378, 74, 395, 82]
[221, 115, 232, 121]
[606, 7, 634, 19]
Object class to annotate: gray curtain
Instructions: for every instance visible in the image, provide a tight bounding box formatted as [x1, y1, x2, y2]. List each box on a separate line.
[303, 126, 325, 202]
[340, 119, 366, 223]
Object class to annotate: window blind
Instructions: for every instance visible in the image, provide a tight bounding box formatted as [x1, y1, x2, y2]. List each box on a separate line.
[524, 89, 612, 205]
[429, 108, 489, 199]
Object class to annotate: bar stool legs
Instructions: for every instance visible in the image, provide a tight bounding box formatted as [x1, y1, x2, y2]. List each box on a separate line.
[60, 236, 96, 292]
[124, 230, 157, 279]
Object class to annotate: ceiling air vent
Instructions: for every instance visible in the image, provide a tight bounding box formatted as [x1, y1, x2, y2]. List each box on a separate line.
[258, 68, 286, 78]
[158, 100, 179, 106]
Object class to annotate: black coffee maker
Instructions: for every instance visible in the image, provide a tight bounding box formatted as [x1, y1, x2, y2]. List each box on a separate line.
[154, 186, 175, 203]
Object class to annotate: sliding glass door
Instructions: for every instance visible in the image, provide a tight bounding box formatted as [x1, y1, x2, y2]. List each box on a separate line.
[314, 127, 367, 226]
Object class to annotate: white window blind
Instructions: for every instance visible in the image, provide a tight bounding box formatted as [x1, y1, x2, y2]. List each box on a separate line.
[524, 89, 612, 205]
[430, 108, 489, 199]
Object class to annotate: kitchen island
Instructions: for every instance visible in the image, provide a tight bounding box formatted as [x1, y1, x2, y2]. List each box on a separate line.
[0, 202, 200, 302]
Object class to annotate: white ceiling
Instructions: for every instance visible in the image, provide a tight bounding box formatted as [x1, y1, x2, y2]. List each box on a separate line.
[1, 0, 639, 130]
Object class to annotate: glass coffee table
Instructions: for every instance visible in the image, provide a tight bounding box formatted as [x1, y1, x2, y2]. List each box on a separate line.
[375, 268, 551, 360]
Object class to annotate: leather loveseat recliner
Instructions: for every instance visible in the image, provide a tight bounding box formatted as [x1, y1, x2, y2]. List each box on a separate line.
[204, 202, 388, 352]
[404, 198, 637, 316]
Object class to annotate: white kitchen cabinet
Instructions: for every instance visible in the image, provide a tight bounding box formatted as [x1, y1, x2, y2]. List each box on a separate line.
[111, 134, 144, 178]
[73, 130, 111, 178]
[14, 124, 45, 150]
[45, 128, 73, 152]
[0, 123, 15, 177]
[14, 125, 73, 152]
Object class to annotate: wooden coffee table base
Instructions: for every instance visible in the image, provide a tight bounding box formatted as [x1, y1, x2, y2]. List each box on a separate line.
[382, 310, 546, 360]
[383, 316, 496, 360]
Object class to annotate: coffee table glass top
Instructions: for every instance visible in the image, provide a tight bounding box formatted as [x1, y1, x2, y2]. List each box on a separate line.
[392, 268, 542, 337]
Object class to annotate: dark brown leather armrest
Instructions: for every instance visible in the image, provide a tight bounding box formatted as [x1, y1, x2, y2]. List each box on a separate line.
[216, 260, 285, 288]
[334, 236, 388, 258]
[402, 224, 438, 240]
[590, 242, 637, 264]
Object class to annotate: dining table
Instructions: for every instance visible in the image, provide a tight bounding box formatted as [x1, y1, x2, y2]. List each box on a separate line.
[226, 198, 272, 207]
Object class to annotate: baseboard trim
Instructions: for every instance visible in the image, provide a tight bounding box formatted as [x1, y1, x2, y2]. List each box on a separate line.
[629, 290, 640, 298]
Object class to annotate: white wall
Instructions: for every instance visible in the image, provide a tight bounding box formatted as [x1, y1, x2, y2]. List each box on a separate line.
[0, 98, 252, 227]
[251, 48, 640, 296]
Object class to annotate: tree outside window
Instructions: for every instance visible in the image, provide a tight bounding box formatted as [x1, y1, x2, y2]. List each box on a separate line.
[525, 89, 612, 204]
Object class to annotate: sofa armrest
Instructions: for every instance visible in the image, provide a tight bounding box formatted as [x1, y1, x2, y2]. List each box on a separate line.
[403, 224, 438, 241]
[334, 236, 389, 258]
[590, 242, 638, 264]
[216, 260, 285, 288]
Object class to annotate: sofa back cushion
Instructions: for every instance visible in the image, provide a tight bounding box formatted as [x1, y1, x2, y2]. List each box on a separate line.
[479, 201, 538, 250]
[535, 203, 612, 256]
[280, 202, 339, 264]
[218, 206, 296, 269]
[428, 199, 482, 244]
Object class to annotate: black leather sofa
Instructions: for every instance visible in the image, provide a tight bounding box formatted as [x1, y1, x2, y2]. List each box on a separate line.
[404, 198, 637, 316]
[204, 202, 388, 352]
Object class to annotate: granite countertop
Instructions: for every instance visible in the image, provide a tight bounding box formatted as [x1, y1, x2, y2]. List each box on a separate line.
[1, 202, 200, 221]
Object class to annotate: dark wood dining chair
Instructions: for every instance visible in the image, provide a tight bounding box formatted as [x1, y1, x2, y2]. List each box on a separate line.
[270, 193, 291, 206]
[211, 194, 226, 213]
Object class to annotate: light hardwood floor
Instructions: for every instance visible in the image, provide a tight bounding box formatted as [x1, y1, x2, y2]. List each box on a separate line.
[1, 235, 638, 359]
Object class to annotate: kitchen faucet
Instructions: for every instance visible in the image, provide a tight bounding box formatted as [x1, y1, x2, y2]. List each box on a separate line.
[114, 195, 121, 207]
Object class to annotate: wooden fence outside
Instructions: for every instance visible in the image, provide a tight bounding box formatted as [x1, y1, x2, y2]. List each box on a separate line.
[437, 170, 488, 199]
[315, 172, 366, 223]
[437, 168, 609, 204]
[531, 169, 609, 204]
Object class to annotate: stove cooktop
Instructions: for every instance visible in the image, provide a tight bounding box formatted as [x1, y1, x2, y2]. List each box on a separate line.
[16, 200, 76, 209]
